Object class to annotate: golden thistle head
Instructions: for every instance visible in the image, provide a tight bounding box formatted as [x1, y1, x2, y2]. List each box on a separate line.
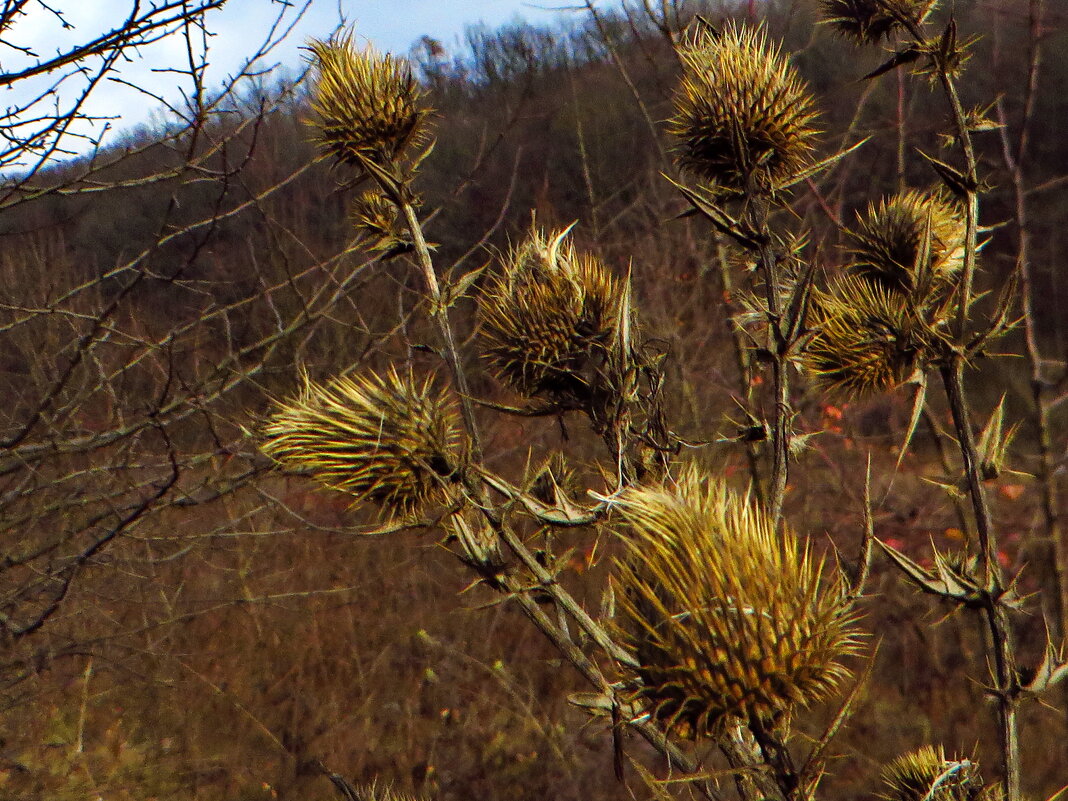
[613, 467, 860, 737]
[881, 746, 983, 801]
[350, 190, 413, 258]
[262, 368, 462, 518]
[306, 30, 430, 169]
[848, 190, 965, 294]
[805, 276, 936, 397]
[669, 23, 819, 193]
[478, 224, 628, 403]
[345, 782, 427, 801]
[820, 0, 936, 44]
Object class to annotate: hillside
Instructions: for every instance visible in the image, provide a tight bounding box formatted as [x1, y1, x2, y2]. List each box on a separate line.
[0, 1, 1066, 799]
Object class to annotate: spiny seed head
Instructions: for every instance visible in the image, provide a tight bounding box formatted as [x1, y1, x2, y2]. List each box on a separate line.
[307, 30, 430, 169]
[820, 0, 936, 44]
[262, 368, 461, 518]
[350, 190, 413, 258]
[669, 23, 819, 193]
[613, 467, 860, 737]
[478, 225, 627, 402]
[349, 782, 427, 801]
[881, 746, 984, 801]
[849, 190, 965, 294]
[805, 276, 934, 397]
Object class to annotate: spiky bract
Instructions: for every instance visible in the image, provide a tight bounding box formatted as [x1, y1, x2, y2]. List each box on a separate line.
[613, 468, 860, 737]
[820, 0, 935, 44]
[881, 746, 984, 801]
[849, 190, 965, 294]
[669, 23, 819, 193]
[350, 190, 413, 258]
[478, 225, 627, 402]
[805, 276, 936, 396]
[307, 31, 430, 169]
[345, 782, 427, 801]
[262, 369, 461, 518]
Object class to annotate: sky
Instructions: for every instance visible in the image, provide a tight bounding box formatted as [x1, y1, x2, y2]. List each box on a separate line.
[3, 0, 619, 163]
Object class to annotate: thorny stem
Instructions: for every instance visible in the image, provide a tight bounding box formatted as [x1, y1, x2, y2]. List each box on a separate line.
[473, 493, 787, 801]
[940, 359, 1020, 801]
[399, 202, 784, 801]
[933, 31, 1021, 801]
[711, 236, 766, 506]
[893, 11, 980, 338]
[400, 201, 485, 462]
[936, 73, 981, 341]
[749, 200, 790, 526]
[891, 13, 1023, 797]
[494, 517, 639, 669]
[921, 406, 971, 534]
[497, 571, 731, 801]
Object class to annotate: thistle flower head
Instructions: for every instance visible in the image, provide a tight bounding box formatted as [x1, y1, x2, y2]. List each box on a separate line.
[478, 224, 628, 402]
[307, 30, 430, 169]
[805, 276, 936, 397]
[820, 0, 936, 44]
[849, 190, 965, 294]
[262, 368, 461, 518]
[613, 467, 860, 737]
[669, 23, 819, 193]
[350, 190, 413, 258]
[881, 746, 984, 801]
[346, 782, 428, 801]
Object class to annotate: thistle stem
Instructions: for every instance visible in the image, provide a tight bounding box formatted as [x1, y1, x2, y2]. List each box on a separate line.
[896, 21, 1023, 796]
[400, 201, 485, 462]
[712, 237, 766, 506]
[499, 572, 731, 801]
[395, 200, 756, 798]
[940, 358, 1020, 801]
[750, 205, 790, 526]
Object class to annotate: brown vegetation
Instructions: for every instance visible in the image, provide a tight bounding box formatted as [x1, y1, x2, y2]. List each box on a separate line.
[0, 1, 1066, 800]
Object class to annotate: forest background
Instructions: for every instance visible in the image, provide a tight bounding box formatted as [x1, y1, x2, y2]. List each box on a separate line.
[0, 0, 1066, 799]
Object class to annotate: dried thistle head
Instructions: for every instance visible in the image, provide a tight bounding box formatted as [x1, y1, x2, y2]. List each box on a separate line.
[848, 190, 965, 294]
[350, 190, 413, 258]
[344, 782, 427, 801]
[820, 0, 936, 44]
[669, 23, 819, 193]
[805, 276, 945, 397]
[881, 746, 984, 801]
[613, 467, 860, 737]
[307, 30, 430, 169]
[262, 368, 462, 518]
[478, 225, 628, 403]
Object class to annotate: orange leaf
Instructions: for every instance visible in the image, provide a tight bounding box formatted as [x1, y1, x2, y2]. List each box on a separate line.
[999, 484, 1025, 501]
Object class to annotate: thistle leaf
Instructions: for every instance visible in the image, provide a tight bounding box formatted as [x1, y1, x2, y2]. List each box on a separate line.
[665, 174, 763, 248]
[775, 136, 870, 190]
[1022, 636, 1068, 695]
[895, 373, 928, 474]
[877, 539, 984, 604]
[862, 46, 922, 80]
[918, 150, 976, 197]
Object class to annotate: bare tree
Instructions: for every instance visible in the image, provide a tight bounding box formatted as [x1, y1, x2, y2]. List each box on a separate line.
[0, 0, 370, 697]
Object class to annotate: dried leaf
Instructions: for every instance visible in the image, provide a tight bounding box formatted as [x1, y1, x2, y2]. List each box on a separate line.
[862, 46, 922, 81]
[895, 373, 928, 474]
[665, 174, 764, 249]
[918, 150, 976, 197]
[776, 137, 870, 190]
